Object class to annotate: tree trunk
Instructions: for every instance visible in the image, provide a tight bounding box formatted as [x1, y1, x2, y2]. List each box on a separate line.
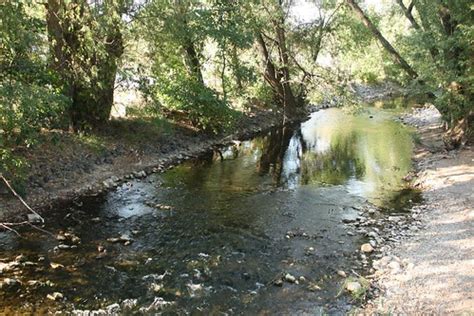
[275, 22, 297, 117]
[256, 31, 299, 119]
[256, 34, 285, 100]
[395, 0, 421, 30]
[401, 0, 439, 59]
[46, 0, 123, 129]
[345, 0, 419, 79]
[230, 45, 243, 90]
[183, 41, 204, 84]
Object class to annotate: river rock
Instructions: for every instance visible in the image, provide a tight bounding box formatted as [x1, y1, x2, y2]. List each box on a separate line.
[106, 303, 120, 313]
[121, 299, 138, 310]
[27, 213, 43, 224]
[388, 261, 401, 272]
[273, 279, 283, 286]
[337, 270, 347, 278]
[50, 262, 64, 269]
[345, 281, 362, 293]
[56, 234, 67, 241]
[0, 262, 13, 273]
[284, 273, 296, 283]
[342, 218, 356, 224]
[140, 297, 174, 312]
[361, 243, 374, 253]
[308, 283, 321, 291]
[47, 292, 64, 300]
[0, 278, 21, 289]
[367, 231, 378, 238]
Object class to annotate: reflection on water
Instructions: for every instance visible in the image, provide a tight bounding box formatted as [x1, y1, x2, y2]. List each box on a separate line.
[254, 108, 413, 207]
[0, 107, 416, 314]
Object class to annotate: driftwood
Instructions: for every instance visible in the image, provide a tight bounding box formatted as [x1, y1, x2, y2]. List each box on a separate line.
[0, 174, 44, 223]
[0, 174, 52, 236]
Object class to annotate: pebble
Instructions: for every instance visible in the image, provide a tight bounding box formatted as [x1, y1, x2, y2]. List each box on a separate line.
[47, 292, 64, 301]
[27, 214, 43, 224]
[337, 270, 347, 278]
[273, 279, 283, 286]
[308, 283, 321, 291]
[388, 261, 401, 271]
[106, 304, 121, 314]
[50, 262, 64, 269]
[345, 281, 362, 293]
[121, 299, 138, 310]
[284, 273, 296, 283]
[361, 243, 374, 253]
[367, 231, 378, 238]
[0, 278, 21, 289]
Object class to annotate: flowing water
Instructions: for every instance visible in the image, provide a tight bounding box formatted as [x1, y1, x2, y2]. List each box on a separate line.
[0, 106, 418, 314]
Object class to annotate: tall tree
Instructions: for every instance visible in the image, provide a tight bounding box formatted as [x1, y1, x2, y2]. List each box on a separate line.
[46, 0, 125, 129]
[256, 1, 301, 119]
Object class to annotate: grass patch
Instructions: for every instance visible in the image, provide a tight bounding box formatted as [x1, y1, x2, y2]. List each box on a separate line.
[341, 276, 371, 302]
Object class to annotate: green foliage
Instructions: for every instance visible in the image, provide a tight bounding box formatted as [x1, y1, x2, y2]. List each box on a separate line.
[0, 1, 69, 180]
[136, 1, 252, 132]
[342, 276, 371, 301]
[149, 76, 238, 133]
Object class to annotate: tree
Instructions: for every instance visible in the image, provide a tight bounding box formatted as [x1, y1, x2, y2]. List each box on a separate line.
[255, 1, 302, 120]
[46, 0, 126, 129]
[345, 0, 419, 79]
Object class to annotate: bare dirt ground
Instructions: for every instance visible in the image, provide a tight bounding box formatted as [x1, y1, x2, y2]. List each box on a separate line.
[366, 105, 474, 314]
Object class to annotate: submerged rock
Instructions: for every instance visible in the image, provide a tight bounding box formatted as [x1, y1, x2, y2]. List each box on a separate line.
[0, 278, 21, 289]
[284, 273, 296, 283]
[140, 297, 174, 312]
[27, 213, 43, 224]
[46, 292, 64, 301]
[308, 282, 322, 291]
[105, 303, 120, 313]
[273, 279, 283, 287]
[337, 270, 347, 278]
[121, 299, 138, 310]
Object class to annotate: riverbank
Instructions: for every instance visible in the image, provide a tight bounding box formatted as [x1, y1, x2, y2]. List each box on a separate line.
[364, 104, 474, 313]
[1, 83, 405, 222]
[1, 106, 302, 222]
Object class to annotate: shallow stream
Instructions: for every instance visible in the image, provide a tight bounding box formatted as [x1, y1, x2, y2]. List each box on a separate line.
[0, 106, 418, 314]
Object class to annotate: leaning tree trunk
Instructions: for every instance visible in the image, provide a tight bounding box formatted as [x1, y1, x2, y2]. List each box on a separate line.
[345, 0, 419, 79]
[397, 0, 439, 60]
[395, 0, 421, 30]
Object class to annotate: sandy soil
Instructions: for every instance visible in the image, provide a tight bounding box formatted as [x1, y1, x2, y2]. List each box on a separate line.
[366, 105, 474, 314]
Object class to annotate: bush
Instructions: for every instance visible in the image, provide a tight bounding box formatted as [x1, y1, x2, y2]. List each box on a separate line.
[145, 76, 238, 133]
[0, 81, 69, 180]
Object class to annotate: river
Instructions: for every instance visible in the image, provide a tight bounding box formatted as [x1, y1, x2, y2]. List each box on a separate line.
[0, 105, 418, 314]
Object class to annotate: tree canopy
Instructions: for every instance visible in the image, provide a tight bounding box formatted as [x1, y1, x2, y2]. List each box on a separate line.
[1, 0, 472, 181]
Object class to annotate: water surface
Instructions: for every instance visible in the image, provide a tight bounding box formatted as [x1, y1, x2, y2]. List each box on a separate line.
[0, 107, 416, 314]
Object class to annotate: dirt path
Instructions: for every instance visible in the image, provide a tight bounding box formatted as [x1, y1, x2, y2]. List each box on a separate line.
[366, 105, 474, 314]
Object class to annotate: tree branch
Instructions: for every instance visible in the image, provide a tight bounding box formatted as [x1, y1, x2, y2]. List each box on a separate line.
[0, 174, 44, 223]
